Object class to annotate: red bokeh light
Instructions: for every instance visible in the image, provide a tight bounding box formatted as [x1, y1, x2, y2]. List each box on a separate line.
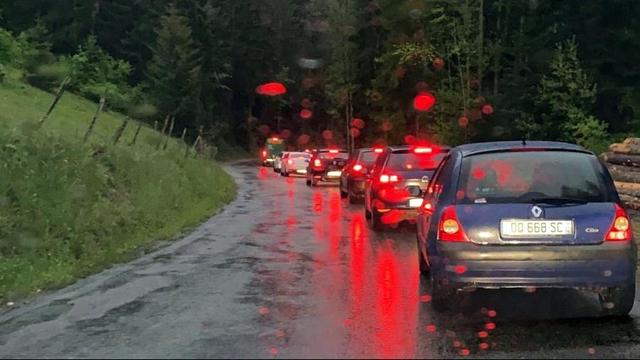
[478, 331, 489, 338]
[454, 265, 467, 274]
[351, 118, 366, 129]
[322, 129, 333, 140]
[426, 324, 437, 333]
[300, 109, 313, 119]
[350, 128, 361, 138]
[301, 98, 312, 109]
[297, 134, 310, 145]
[281, 129, 291, 139]
[419, 294, 432, 303]
[482, 104, 494, 115]
[382, 121, 393, 132]
[472, 168, 486, 180]
[403, 134, 416, 145]
[458, 116, 469, 127]
[487, 309, 497, 318]
[256, 82, 287, 96]
[459, 348, 470, 357]
[413, 91, 436, 112]
[479, 343, 490, 351]
[485, 322, 496, 330]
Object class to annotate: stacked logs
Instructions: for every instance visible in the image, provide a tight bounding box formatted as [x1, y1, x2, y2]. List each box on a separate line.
[601, 138, 640, 210]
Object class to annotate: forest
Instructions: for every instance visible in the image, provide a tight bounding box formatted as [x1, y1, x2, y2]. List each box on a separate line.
[1, 0, 639, 154]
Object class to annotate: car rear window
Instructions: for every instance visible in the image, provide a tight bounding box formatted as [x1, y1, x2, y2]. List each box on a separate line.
[319, 152, 348, 159]
[358, 151, 377, 165]
[386, 152, 447, 171]
[289, 153, 309, 159]
[458, 151, 612, 204]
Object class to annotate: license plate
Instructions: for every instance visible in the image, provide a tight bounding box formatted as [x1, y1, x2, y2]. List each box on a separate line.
[409, 198, 423, 208]
[501, 220, 574, 238]
[296, 169, 307, 174]
[327, 171, 342, 177]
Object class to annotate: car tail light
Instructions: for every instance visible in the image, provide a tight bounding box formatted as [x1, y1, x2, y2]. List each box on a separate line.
[414, 147, 433, 154]
[314, 159, 322, 168]
[605, 204, 632, 241]
[438, 206, 469, 242]
[379, 174, 400, 184]
[374, 147, 384, 154]
[288, 159, 293, 165]
[329, 149, 339, 154]
[353, 164, 363, 172]
[262, 150, 267, 157]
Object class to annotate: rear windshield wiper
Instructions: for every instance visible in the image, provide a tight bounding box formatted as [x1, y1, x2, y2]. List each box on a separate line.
[530, 197, 588, 205]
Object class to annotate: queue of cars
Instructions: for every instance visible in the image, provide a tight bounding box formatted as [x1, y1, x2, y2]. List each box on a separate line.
[262, 140, 637, 316]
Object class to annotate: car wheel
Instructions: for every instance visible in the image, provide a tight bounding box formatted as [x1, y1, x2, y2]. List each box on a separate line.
[417, 238, 430, 275]
[600, 284, 635, 317]
[306, 175, 311, 186]
[364, 197, 372, 219]
[311, 178, 318, 187]
[348, 193, 360, 204]
[340, 183, 348, 199]
[431, 277, 453, 312]
[370, 209, 384, 231]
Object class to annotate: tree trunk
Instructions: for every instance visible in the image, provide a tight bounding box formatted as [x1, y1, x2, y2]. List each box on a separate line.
[608, 164, 640, 183]
[602, 153, 640, 168]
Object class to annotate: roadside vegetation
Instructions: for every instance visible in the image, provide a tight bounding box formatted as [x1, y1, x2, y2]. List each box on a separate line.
[0, 33, 236, 302]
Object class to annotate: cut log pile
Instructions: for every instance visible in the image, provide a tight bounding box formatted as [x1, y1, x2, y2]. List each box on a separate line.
[602, 138, 640, 210]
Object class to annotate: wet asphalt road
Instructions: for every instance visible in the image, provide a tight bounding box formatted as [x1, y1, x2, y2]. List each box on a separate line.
[3, 160, 640, 358]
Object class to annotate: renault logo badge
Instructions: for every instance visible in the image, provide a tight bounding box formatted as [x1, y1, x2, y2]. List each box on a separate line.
[531, 206, 543, 218]
[421, 176, 429, 183]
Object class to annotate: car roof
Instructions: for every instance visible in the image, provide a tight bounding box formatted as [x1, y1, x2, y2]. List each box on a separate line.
[454, 141, 590, 157]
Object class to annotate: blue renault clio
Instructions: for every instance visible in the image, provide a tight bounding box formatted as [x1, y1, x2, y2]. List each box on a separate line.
[416, 141, 637, 316]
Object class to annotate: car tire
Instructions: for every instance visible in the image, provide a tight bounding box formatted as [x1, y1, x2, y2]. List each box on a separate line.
[431, 278, 453, 312]
[340, 184, 348, 199]
[306, 176, 311, 186]
[364, 198, 372, 219]
[417, 238, 430, 275]
[311, 178, 318, 187]
[370, 209, 384, 231]
[348, 193, 360, 204]
[600, 283, 635, 317]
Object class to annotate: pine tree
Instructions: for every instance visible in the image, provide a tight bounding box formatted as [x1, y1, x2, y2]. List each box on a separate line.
[145, 5, 199, 123]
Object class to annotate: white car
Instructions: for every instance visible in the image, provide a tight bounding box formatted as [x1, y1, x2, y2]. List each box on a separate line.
[281, 152, 311, 176]
[273, 152, 287, 173]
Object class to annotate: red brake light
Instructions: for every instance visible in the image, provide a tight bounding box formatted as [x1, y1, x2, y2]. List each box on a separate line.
[374, 147, 384, 154]
[414, 147, 433, 154]
[605, 204, 632, 241]
[314, 159, 322, 167]
[262, 150, 267, 157]
[304, 149, 310, 153]
[288, 159, 293, 165]
[353, 164, 363, 172]
[379, 174, 399, 184]
[438, 206, 469, 242]
[329, 149, 339, 154]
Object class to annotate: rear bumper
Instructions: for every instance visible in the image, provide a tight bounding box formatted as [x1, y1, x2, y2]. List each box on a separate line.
[372, 196, 422, 221]
[431, 242, 637, 290]
[311, 170, 342, 182]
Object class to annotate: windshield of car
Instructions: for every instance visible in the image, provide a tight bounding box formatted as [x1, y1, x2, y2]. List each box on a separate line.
[458, 151, 612, 204]
[289, 152, 310, 159]
[359, 151, 378, 165]
[319, 151, 348, 160]
[386, 152, 447, 171]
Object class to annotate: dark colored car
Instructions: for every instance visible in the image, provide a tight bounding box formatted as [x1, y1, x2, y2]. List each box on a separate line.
[306, 149, 349, 187]
[340, 147, 384, 203]
[364, 145, 450, 230]
[416, 141, 637, 316]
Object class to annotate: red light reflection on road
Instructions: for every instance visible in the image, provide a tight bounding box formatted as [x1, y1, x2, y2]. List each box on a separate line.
[313, 192, 323, 213]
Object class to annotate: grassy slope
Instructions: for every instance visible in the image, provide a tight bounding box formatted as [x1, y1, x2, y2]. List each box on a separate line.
[0, 76, 236, 302]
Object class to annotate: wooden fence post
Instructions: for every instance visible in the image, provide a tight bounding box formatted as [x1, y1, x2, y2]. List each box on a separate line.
[162, 116, 175, 150]
[157, 114, 171, 149]
[129, 123, 143, 146]
[112, 117, 129, 145]
[83, 97, 106, 143]
[38, 76, 71, 128]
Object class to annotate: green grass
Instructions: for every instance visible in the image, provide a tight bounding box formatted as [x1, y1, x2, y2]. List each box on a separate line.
[0, 76, 236, 302]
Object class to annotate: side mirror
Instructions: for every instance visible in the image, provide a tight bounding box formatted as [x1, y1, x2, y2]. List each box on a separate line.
[419, 199, 434, 214]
